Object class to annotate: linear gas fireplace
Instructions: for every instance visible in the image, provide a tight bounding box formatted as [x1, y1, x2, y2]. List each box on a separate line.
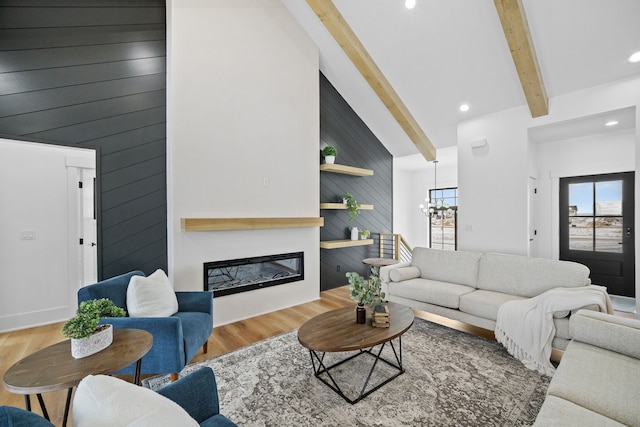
[204, 252, 304, 297]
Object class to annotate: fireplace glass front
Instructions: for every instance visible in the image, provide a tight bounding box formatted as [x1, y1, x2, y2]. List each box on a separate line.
[204, 252, 304, 297]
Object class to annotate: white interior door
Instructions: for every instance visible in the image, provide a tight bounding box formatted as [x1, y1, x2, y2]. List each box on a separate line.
[80, 168, 97, 285]
[529, 176, 537, 257]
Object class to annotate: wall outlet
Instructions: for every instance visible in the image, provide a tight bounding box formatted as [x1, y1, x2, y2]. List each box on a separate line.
[20, 229, 36, 240]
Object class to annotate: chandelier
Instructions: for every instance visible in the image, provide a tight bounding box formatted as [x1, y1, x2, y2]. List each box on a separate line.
[418, 160, 452, 218]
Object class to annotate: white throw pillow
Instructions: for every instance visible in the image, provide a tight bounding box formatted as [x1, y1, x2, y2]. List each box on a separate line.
[127, 269, 179, 317]
[72, 374, 199, 427]
[389, 266, 421, 282]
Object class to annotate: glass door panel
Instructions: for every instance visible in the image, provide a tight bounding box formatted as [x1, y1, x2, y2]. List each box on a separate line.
[567, 180, 623, 253]
[560, 172, 634, 297]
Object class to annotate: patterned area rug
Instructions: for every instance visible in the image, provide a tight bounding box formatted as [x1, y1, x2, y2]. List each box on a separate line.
[144, 318, 550, 426]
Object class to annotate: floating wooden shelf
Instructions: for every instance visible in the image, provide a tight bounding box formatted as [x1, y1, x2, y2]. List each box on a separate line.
[181, 217, 324, 231]
[319, 203, 374, 210]
[320, 163, 374, 177]
[320, 239, 374, 249]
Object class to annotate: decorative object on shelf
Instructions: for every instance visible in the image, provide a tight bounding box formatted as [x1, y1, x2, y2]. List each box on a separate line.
[358, 229, 370, 240]
[350, 226, 359, 241]
[62, 298, 126, 359]
[343, 192, 360, 221]
[346, 267, 385, 324]
[322, 145, 337, 164]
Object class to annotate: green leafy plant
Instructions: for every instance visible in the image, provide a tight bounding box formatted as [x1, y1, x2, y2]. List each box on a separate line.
[322, 145, 337, 157]
[346, 267, 385, 308]
[343, 193, 360, 221]
[358, 229, 370, 239]
[62, 298, 125, 339]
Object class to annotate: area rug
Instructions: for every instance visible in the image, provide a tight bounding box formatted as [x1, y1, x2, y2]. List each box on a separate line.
[144, 318, 550, 426]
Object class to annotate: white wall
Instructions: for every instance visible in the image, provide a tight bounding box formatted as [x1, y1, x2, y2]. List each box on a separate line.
[534, 128, 635, 259]
[456, 75, 640, 311]
[457, 106, 531, 255]
[0, 139, 95, 332]
[167, 0, 320, 326]
[394, 148, 458, 248]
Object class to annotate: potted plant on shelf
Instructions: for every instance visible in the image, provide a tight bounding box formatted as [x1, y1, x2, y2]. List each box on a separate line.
[322, 145, 337, 164]
[343, 193, 360, 221]
[358, 229, 370, 240]
[62, 298, 126, 359]
[346, 267, 385, 324]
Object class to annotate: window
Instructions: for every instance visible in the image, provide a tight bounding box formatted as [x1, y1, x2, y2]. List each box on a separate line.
[429, 187, 458, 250]
[568, 180, 623, 253]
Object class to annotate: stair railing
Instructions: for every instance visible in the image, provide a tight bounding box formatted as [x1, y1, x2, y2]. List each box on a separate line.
[378, 233, 412, 263]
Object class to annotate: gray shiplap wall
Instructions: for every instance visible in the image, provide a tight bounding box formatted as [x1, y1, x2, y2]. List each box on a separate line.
[0, 0, 167, 279]
[320, 73, 393, 291]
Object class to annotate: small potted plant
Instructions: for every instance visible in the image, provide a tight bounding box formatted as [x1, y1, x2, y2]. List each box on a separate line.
[62, 298, 126, 359]
[322, 145, 337, 164]
[343, 193, 360, 221]
[346, 267, 385, 324]
[358, 229, 370, 240]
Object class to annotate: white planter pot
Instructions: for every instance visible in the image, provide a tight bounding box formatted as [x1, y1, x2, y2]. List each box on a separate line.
[324, 155, 335, 164]
[71, 324, 113, 359]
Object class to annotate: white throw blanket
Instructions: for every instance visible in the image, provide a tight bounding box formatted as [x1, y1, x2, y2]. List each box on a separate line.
[495, 285, 612, 377]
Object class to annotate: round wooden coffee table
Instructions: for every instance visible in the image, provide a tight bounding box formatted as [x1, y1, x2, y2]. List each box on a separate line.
[3, 328, 152, 427]
[298, 302, 414, 403]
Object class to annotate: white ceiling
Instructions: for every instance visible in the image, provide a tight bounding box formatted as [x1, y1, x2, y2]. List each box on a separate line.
[282, 0, 640, 161]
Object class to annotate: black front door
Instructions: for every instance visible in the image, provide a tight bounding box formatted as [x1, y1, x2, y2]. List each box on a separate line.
[559, 172, 635, 297]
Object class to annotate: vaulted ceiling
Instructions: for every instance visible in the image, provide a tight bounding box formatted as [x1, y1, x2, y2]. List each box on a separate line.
[282, 0, 640, 161]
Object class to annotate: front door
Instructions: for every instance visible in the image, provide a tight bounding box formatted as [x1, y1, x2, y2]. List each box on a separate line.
[559, 172, 635, 297]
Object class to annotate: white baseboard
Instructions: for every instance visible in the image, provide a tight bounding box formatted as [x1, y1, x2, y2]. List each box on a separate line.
[0, 306, 71, 333]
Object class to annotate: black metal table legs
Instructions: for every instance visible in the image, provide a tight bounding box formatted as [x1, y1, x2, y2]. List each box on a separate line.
[307, 336, 404, 404]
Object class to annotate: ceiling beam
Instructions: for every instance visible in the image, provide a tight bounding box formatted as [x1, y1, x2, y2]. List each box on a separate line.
[306, 0, 436, 161]
[494, 0, 549, 117]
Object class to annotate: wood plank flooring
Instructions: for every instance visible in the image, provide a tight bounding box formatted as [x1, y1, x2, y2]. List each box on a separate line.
[1, 285, 631, 425]
[0, 286, 354, 425]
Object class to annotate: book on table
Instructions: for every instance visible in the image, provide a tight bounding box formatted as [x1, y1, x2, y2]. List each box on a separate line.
[372, 304, 390, 327]
[372, 319, 389, 328]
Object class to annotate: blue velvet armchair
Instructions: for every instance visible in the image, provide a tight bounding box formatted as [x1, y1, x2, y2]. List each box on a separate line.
[77, 271, 213, 379]
[156, 367, 238, 427]
[0, 406, 55, 427]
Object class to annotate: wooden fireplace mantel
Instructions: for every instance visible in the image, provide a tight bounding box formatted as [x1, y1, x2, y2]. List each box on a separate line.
[181, 217, 324, 231]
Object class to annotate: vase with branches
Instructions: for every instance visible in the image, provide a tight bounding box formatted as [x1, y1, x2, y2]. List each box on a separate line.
[346, 267, 385, 323]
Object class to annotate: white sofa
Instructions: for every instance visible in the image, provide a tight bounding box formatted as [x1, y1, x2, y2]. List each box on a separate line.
[380, 247, 600, 350]
[533, 310, 640, 426]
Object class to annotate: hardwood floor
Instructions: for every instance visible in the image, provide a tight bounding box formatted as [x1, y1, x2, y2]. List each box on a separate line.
[1, 285, 632, 425]
[0, 286, 354, 425]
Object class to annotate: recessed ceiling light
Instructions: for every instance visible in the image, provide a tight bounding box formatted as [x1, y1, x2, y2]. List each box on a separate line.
[629, 51, 640, 63]
[405, 0, 416, 9]
[605, 120, 619, 127]
[459, 104, 470, 112]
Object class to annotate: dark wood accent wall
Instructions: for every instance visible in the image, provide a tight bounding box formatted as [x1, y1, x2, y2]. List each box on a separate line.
[0, 0, 167, 279]
[320, 73, 393, 291]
